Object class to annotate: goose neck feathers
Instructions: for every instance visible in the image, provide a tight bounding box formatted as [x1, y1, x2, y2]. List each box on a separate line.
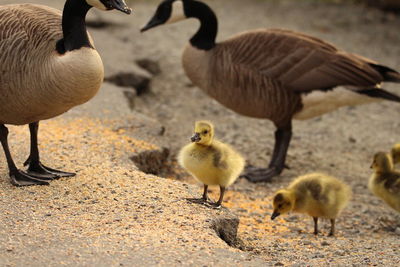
[57, 0, 92, 54]
[185, 0, 218, 51]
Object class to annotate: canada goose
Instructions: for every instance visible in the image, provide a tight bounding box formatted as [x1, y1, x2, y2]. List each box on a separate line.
[0, 0, 131, 186]
[369, 152, 400, 212]
[141, 0, 400, 182]
[391, 144, 400, 166]
[178, 121, 245, 207]
[271, 173, 351, 236]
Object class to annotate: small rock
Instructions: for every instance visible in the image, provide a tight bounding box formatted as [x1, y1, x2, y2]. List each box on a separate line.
[335, 250, 346, 256]
[395, 227, 400, 235]
[321, 241, 330, 246]
[274, 262, 284, 266]
[284, 215, 299, 222]
[236, 208, 248, 213]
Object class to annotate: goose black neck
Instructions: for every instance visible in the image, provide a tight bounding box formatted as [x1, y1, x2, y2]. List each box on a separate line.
[186, 1, 218, 51]
[56, 0, 92, 54]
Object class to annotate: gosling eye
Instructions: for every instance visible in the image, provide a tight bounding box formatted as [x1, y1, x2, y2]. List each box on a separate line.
[203, 130, 208, 135]
[278, 204, 283, 209]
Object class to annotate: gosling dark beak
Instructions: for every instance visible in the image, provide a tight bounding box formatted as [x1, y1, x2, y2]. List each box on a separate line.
[141, 17, 164, 32]
[191, 133, 201, 143]
[271, 211, 280, 220]
[110, 0, 132, 14]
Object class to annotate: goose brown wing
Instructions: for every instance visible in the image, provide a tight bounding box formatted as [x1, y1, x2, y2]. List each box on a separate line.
[0, 4, 62, 73]
[215, 29, 383, 93]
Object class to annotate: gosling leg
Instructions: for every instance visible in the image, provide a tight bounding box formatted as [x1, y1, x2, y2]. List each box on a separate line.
[202, 184, 209, 202]
[24, 122, 75, 178]
[0, 124, 49, 186]
[313, 217, 319, 235]
[186, 184, 209, 204]
[329, 219, 335, 237]
[213, 186, 226, 208]
[244, 122, 292, 183]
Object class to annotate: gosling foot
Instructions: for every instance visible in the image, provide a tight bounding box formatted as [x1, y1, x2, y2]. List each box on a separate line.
[186, 197, 209, 205]
[242, 165, 282, 183]
[210, 202, 222, 209]
[24, 158, 75, 179]
[10, 169, 50, 186]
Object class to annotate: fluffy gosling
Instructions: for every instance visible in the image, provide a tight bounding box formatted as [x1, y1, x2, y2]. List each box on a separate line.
[178, 121, 245, 207]
[271, 173, 351, 236]
[369, 152, 400, 212]
[391, 144, 400, 166]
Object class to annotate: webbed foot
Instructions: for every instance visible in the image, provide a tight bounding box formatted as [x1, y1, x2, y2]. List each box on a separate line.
[242, 165, 281, 183]
[186, 197, 209, 205]
[10, 169, 50, 186]
[24, 158, 75, 179]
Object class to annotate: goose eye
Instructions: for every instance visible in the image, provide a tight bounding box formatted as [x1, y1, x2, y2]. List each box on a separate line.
[203, 130, 208, 134]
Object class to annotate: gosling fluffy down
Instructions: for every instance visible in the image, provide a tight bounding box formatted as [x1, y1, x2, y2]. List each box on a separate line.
[369, 152, 400, 212]
[178, 121, 245, 207]
[391, 144, 400, 166]
[272, 173, 351, 236]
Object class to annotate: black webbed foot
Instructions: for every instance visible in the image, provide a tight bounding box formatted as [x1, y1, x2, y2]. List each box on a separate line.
[10, 169, 50, 186]
[242, 165, 281, 183]
[24, 158, 75, 179]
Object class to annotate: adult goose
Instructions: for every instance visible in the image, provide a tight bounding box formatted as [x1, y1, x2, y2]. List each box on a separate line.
[141, 0, 400, 182]
[0, 0, 131, 186]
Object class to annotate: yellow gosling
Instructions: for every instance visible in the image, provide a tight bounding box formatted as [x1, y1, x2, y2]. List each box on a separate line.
[178, 121, 245, 207]
[271, 173, 351, 236]
[391, 144, 400, 166]
[369, 152, 400, 212]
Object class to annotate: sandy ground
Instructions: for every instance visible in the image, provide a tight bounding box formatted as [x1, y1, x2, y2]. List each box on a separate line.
[1, 0, 400, 266]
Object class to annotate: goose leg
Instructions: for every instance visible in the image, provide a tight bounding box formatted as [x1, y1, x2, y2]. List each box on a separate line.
[0, 124, 49, 186]
[244, 123, 292, 183]
[24, 122, 75, 178]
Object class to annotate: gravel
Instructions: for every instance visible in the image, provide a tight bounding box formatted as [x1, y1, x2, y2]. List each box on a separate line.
[1, 0, 400, 266]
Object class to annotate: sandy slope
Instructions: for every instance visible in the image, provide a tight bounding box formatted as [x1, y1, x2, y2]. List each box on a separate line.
[1, 0, 400, 266]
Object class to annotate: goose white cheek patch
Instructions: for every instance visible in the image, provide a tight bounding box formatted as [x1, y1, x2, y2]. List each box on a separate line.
[86, 0, 107, 10]
[166, 1, 186, 24]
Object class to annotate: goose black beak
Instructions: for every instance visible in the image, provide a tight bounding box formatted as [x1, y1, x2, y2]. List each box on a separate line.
[191, 133, 201, 143]
[109, 0, 132, 14]
[271, 211, 280, 220]
[141, 17, 163, 32]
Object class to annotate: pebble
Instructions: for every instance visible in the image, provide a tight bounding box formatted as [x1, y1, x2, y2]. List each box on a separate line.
[395, 228, 400, 235]
[321, 241, 330, 246]
[335, 250, 346, 256]
[301, 240, 312, 246]
[284, 215, 299, 222]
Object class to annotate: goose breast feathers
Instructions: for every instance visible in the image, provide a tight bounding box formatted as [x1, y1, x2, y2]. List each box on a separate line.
[0, 4, 103, 125]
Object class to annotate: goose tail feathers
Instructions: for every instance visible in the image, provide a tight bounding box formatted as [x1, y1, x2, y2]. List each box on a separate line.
[369, 63, 400, 83]
[358, 88, 400, 103]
